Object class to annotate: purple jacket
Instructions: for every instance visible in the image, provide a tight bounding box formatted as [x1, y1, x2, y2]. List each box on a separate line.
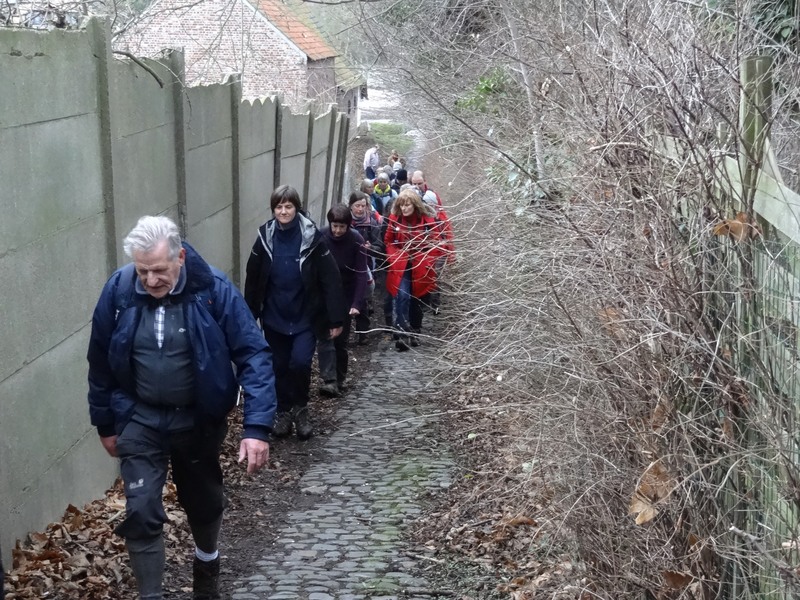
[321, 228, 368, 311]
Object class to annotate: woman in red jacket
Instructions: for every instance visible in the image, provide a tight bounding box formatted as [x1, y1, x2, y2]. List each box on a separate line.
[384, 189, 442, 350]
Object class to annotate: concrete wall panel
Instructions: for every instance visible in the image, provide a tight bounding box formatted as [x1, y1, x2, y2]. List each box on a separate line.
[308, 151, 328, 224]
[185, 137, 233, 226]
[0, 327, 116, 553]
[111, 124, 180, 254]
[1, 115, 104, 256]
[184, 84, 233, 151]
[306, 110, 333, 222]
[311, 109, 333, 155]
[239, 97, 277, 160]
[0, 28, 97, 129]
[280, 155, 308, 199]
[109, 58, 175, 139]
[109, 57, 179, 264]
[280, 106, 309, 159]
[239, 153, 273, 278]
[187, 206, 234, 278]
[0, 217, 109, 383]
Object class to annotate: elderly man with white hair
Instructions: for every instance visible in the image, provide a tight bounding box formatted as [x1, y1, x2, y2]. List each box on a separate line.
[87, 215, 276, 600]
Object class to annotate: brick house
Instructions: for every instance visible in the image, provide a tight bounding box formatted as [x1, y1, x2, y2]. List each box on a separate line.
[116, 0, 361, 111]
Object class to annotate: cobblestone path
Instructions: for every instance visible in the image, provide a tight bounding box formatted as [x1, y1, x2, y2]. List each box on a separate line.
[231, 337, 454, 600]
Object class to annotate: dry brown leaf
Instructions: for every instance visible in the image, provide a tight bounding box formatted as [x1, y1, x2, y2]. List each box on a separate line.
[629, 461, 677, 525]
[661, 570, 693, 589]
[504, 515, 537, 527]
[712, 213, 761, 242]
[629, 494, 658, 525]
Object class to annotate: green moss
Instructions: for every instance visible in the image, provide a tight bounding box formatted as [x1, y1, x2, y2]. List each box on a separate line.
[369, 122, 414, 156]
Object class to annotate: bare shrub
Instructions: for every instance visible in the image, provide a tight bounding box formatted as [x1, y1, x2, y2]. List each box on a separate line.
[346, 0, 800, 597]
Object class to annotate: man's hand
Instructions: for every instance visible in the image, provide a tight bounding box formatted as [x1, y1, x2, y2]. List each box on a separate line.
[348, 308, 360, 316]
[238, 438, 270, 474]
[329, 326, 343, 339]
[100, 435, 118, 457]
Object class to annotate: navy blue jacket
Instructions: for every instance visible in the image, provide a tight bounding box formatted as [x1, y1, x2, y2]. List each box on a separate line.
[244, 212, 347, 339]
[87, 242, 276, 441]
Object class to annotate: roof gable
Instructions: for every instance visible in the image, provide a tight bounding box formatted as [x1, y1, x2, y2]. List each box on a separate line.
[255, 0, 337, 61]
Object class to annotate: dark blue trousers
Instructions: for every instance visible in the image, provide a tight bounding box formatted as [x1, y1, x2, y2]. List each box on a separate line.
[263, 327, 316, 412]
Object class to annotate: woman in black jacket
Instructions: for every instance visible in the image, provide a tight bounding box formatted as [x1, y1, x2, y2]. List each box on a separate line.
[244, 185, 346, 440]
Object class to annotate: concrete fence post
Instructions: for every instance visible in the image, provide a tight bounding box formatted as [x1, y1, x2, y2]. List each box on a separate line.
[335, 115, 350, 203]
[87, 19, 118, 274]
[228, 73, 243, 286]
[273, 100, 283, 187]
[302, 108, 315, 210]
[166, 49, 188, 237]
[322, 106, 337, 211]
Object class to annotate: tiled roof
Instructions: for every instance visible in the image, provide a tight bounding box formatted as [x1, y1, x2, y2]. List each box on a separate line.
[256, 0, 337, 60]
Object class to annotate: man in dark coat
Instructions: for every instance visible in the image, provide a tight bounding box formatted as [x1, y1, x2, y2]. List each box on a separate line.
[87, 215, 276, 600]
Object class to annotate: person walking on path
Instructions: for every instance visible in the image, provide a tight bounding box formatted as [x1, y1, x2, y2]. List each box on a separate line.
[87, 215, 276, 600]
[349, 191, 384, 343]
[372, 172, 397, 216]
[384, 189, 443, 351]
[363, 145, 380, 179]
[317, 204, 369, 397]
[244, 185, 346, 439]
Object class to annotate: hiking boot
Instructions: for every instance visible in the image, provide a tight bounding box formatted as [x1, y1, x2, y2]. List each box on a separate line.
[293, 407, 313, 440]
[271, 411, 292, 438]
[395, 336, 409, 352]
[410, 334, 419, 347]
[318, 381, 340, 398]
[193, 557, 220, 600]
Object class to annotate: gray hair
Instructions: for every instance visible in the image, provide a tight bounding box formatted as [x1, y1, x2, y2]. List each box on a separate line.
[123, 215, 182, 260]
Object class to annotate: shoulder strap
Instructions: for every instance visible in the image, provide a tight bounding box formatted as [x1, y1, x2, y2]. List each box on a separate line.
[112, 267, 137, 321]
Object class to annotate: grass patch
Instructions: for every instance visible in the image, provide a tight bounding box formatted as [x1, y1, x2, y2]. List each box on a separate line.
[369, 122, 414, 156]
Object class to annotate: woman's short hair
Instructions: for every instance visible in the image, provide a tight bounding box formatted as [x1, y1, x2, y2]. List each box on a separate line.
[360, 179, 375, 193]
[349, 191, 369, 206]
[270, 184, 302, 212]
[391, 189, 426, 217]
[123, 215, 182, 260]
[327, 203, 352, 226]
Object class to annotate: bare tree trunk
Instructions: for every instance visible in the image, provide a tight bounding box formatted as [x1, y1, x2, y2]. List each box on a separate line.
[498, 0, 546, 190]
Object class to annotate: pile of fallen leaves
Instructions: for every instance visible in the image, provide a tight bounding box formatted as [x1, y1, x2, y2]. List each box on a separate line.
[5, 479, 194, 599]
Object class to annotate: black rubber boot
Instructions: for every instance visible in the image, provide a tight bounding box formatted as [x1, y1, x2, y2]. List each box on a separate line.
[272, 411, 293, 437]
[318, 381, 340, 398]
[193, 557, 220, 600]
[293, 406, 313, 440]
[127, 536, 165, 600]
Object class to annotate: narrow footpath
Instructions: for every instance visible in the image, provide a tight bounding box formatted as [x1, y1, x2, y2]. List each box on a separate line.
[230, 331, 455, 600]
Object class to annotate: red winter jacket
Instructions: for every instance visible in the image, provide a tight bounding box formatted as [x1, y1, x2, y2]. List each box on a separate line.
[384, 213, 442, 298]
